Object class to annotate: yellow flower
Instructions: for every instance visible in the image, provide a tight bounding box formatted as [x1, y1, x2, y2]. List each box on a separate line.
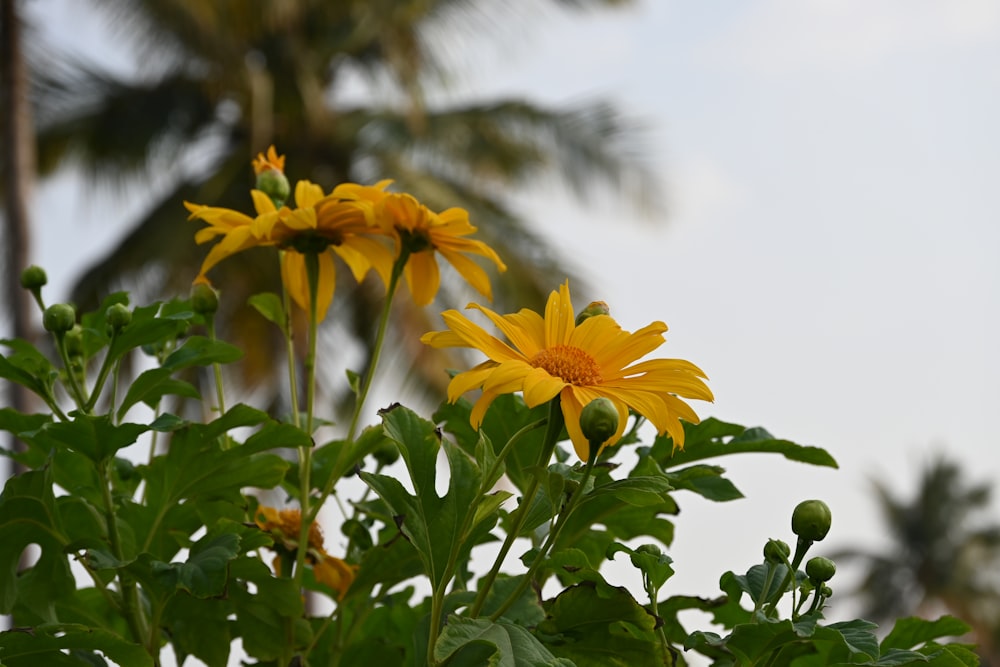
[252, 145, 285, 175]
[186, 173, 393, 320]
[420, 281, 713, 460]
[254, 506, 357, 599]
[333, 180, 506, 306]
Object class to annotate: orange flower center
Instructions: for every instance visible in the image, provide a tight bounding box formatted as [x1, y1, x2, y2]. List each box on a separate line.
[530, 345, 602, 385]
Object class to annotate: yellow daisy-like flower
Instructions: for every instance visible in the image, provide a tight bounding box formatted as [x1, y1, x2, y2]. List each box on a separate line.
[333, 180, 507, 306]
[186, 173, 393, 320]
[254, 506, 357, 599]
[420, 281, 713, 460]
[252, 145, 285, 175]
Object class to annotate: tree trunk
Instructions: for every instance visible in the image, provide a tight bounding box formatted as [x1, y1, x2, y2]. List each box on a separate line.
[2, 0, 38, 467]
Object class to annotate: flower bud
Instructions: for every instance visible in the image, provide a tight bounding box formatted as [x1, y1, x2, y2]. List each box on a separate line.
[579, 397, 619, 450]
[763, 538, 791, 564]
[791, 499, 832, 542]
[256, 169, 290, 208]
[64, 325, 84, 357]
[191, 282, 219, 315]
[105, 303, 132, 332]
[20, 265, 47, 291]
[371, 440, 400, 467]
[575, 300, 610, 326]
[805, 556, 836, 583]
[820, 584, 833, 597]
[43, 303, 76, 334]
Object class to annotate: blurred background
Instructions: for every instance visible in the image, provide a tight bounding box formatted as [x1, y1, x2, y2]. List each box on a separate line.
[3, 0, 999, 663]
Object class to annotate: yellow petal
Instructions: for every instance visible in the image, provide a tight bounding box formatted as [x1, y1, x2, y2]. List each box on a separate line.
[405, 251, 440, 306]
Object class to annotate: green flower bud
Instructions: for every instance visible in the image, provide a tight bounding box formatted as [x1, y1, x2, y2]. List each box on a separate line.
[191, 282, 219, 315]
[805, 556, 836, 583]
[579, 397, 619, 450]
[105, 303, 132, 332]
[763, 538, 791, 564]
[371, 440, 400, 467]
[575, 300, 610, 326]
[43, 303, 76, 334]
[64, 325, 84, 357]
[792, 499, 832, 542]
[20, 265, 47, 291]
[820, 584, 833, 597]
[256, 168, 291, 208]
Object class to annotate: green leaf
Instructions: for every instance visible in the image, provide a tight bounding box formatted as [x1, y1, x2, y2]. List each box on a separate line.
[435, 616, 574, 666]
[361, 405, 495, 588]
[161, 335, 242, 369]
[665, 464, 744, 502]
[0, 339, 56, 401]
[145, 531, 241, 598]
[117, 368, 199, 418]
[248, 291, 287, 329]
[229, 558, 311, 661]
[656, 417, 838, 469]
[584, 475, 673, 507]
[0, 468, 74, 615]
[436, 394, 550, 494]
[0, 624, 153, 667]
[25, 413, 148, 463]
[881, 616, 972, 652]
[161, 593, 231, 667]
[536, 582, 667, 666]
[824, 619, 881, 662]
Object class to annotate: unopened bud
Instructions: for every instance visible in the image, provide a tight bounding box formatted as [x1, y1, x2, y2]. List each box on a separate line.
[43, 303, 76, 334]
[256, 170, 290, 208]
[371, 440, 400, 467]
[805, 556, 836, 583]
[579, 397, 619, 453]
[763, 539, 791, 564]
[64, 325, 84, 356]
[575, 301, 610, 326]
[191, 282, 219, 315]
[20, 265, 47, 291]
[791, 499, 832, 542]
[105, 303, 132, 332]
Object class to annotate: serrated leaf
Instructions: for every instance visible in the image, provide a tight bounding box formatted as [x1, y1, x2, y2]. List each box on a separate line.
[162, 335, 242, 369]
[361, 405, 494, 588]
[24, 413, 148, 463]
[117, 368, 200, 418]
[0, 469, 74, 614]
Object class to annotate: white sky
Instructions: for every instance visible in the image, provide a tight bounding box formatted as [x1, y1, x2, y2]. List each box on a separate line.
[21, 0, 1000, 656]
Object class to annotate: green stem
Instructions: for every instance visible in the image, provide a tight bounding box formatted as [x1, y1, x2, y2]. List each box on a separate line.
[468, 401, 564, 618]
[293, 252, 321, 594]
[55, 333, 89, 411]
[489, 445, 597, 622]
[345, 250, 408, 443]
[279, 251, 301, 429]
[205, 317, 228, 409]
[84, 331, 120, 413]
[310, 251, 408, 526]
[98, 460, 149, 651]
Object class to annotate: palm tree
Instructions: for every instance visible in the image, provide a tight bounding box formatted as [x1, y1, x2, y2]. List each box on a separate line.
[836, 455, 1000, 664]
[28, 0, 655, 412]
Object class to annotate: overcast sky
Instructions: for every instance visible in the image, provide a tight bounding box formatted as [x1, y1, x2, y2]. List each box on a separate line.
[24, 0, 1000, 647]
